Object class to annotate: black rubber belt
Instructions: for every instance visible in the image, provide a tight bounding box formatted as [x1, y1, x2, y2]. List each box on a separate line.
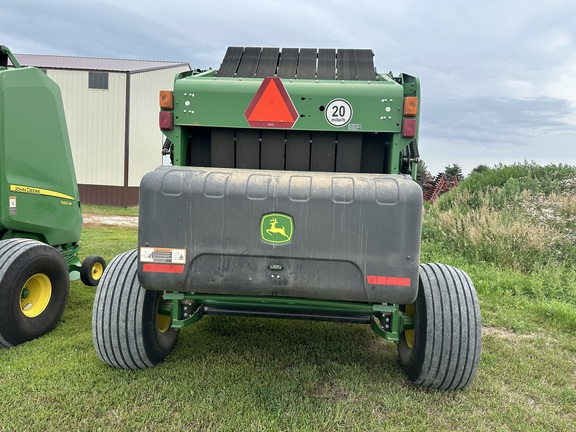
[217, 46, 244, 77]
[276, 47, 299, 79]
[296, 48, 317, 79]
[216, 47, 375, 80]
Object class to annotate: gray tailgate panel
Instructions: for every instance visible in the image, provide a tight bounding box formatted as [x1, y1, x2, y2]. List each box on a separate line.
[138, 166, 422, 305]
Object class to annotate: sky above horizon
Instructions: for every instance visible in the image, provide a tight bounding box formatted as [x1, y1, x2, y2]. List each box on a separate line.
[2, 0, 575, 175]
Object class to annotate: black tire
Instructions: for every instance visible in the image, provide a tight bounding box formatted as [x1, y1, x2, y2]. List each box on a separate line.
[80, 255, 106, 286]
[92, 249, 179, 369]
[398, 263, 482, 390]
[0, 239, 69, 348]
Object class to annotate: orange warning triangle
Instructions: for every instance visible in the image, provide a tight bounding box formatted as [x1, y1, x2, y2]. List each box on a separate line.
[244, 77, 299, 128]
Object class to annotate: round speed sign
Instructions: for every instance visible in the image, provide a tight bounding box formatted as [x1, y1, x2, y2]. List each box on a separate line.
[325, 99, 353, 127]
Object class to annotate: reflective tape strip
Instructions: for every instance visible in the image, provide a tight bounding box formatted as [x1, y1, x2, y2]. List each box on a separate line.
[367, 275, 411, 286]
[142, 263, 185, 274]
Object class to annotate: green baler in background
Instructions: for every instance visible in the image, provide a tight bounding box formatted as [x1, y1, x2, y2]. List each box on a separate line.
[93, 47, 482, 390]
[0, 45, 105, 347]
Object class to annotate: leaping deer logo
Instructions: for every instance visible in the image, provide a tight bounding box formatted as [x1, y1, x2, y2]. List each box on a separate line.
[266, 217, 290, 240]
[260, 213, 293, 244]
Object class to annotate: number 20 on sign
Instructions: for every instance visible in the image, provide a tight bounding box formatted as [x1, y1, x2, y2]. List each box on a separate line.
[325, 98, 353, 127]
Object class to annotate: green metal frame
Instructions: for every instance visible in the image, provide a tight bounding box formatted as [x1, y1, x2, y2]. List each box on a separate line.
[59, 242, 82, 281]
[162, 69, 421, 180]
[0, 45, 21, 69]
[162, 293, 414, 343]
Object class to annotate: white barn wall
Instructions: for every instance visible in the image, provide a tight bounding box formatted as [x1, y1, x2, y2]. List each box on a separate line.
[48, 69, 126, 186]
[12, 53, 191, 205]
[127, 66, 188, 187]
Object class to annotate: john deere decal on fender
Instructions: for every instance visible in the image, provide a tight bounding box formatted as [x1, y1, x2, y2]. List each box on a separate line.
[10, 184, 74, 201]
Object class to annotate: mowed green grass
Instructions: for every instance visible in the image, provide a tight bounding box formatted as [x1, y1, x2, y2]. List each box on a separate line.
[0, 225, 574, 431]
[2, 163, 576, 431]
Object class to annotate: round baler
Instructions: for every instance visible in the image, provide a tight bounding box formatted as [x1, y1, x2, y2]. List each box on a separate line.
[0, 45, 105, 347]
[91, 47, 482, 390]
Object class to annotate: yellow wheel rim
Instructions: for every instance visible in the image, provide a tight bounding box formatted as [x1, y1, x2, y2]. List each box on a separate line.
[157, 313, 172, 333]
[404, 303, 415, 348]
[91, 262, 104, 281]
[20, 273, 52, 318]
[157, 296, 172, 334]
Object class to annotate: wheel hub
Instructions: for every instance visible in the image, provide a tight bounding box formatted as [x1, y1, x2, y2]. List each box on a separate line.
[92, 262, 104, 280]
[20, 273, 52, 318]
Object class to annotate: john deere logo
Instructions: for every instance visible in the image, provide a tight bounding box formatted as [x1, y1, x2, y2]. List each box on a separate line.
[260, 213, 293, 244]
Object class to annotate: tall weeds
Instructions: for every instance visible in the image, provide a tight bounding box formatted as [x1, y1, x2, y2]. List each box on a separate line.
[423, 163, 576, 274]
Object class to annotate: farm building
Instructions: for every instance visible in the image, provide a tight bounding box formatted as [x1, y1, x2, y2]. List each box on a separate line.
[9, 53, 190, 206]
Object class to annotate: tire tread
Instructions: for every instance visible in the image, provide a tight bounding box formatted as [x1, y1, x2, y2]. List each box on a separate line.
[399, 263, 482, 390]
[92, 250, 177, 369]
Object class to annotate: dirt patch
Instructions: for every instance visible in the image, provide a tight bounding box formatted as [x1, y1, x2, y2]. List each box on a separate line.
[83, 214, 138, 227]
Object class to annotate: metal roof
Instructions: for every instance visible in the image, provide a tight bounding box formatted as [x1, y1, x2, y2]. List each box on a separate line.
[10, 53, 190, 74]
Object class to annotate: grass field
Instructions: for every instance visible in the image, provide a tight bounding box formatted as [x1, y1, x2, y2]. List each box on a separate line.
[1, 164, 575, 431]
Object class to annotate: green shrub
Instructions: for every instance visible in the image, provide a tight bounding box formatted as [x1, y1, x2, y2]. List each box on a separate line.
[423, 163, 576, 273]
[439, 161, 576, 209]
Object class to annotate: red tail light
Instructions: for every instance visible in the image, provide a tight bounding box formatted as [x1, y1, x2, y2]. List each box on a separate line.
[402, 119, 416, 138]
[159, 111, 173, 130]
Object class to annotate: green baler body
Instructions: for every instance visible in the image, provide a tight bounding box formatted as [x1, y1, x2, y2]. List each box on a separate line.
[172, 72, 405, 131]
[146, 47, 424, 314]
[0, 46, 82, 247]
[162, 48, 420, 176]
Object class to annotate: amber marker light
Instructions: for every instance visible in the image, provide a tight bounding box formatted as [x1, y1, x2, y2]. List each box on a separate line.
[160, 90, 174, 110]
[403, 97, 418, 117]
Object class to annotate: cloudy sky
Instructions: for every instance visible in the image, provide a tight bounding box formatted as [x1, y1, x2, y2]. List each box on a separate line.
[2, 0, 575, 174]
